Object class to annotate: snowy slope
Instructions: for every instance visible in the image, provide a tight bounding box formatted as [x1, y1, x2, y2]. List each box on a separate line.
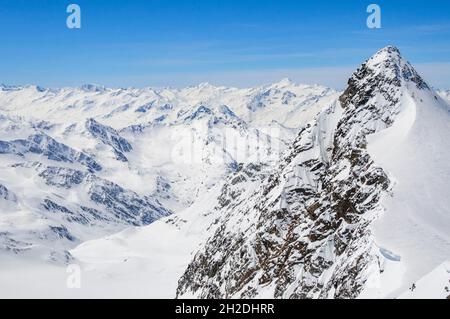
[68, 162, 273, 298]
[182, 46, 450, 299]
[397, 262, 450, 299]
[366, 77, 450, 298]
[0, 184, 224, 298]
[437, 89, 450, 104]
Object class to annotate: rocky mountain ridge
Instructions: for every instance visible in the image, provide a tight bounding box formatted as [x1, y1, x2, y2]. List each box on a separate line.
[176, 46, 450, 298]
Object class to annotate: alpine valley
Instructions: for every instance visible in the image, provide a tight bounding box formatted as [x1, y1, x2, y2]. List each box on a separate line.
[0, 46, 449, 299]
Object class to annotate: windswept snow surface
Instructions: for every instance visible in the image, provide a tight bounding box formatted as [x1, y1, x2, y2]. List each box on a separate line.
[398, 262, 450, 299]
[366, 88, 450, 298]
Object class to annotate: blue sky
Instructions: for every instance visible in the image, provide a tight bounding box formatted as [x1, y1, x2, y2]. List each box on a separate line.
[1, 0, 450, 89]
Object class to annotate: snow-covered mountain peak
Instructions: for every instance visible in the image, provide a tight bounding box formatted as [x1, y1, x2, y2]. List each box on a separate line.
[172, 46, 450, 299]
[80, 84, 107, 93]
[339, 45, 432, 126]
[366, 45, 403, 68]
[372, 45, 401, 58]
[359, 45, 430, 91]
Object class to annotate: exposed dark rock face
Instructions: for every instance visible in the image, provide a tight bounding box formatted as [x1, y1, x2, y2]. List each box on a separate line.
[48, 225, 77, 242]
[0, 133, 102, 172]
[176, 46, 427, 299]
[0, 183, 17, 202]
[0, 232, 32, 254]
[85, 118, 132, 162]
[38, 164, 172, 226]
[39, 167, 85, 189]
[86, 174, 171, 226]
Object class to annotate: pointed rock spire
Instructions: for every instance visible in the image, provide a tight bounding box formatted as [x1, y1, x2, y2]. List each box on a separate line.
[340, 45, 429, 109]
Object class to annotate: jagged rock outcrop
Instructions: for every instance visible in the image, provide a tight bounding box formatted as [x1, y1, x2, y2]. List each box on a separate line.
[176, 46, 431, 299]
[0, 133, 102, 172]
[85, 118, 132, 162]
[0, 183, 17, 202]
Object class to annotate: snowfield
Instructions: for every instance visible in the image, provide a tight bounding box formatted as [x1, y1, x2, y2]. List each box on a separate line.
[0, 47, 449, 299]
[367, 84, 450, 298]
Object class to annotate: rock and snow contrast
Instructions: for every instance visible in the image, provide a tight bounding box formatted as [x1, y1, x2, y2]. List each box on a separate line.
[0, 46, 449, 299]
